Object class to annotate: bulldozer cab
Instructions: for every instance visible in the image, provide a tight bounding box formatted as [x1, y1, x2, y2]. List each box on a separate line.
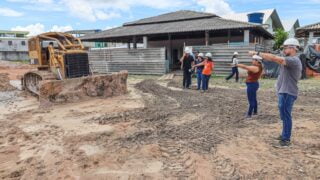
[28, 32, 89, 79]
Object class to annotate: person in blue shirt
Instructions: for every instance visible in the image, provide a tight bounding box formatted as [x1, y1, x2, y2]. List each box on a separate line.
[194, 53, 204, 90]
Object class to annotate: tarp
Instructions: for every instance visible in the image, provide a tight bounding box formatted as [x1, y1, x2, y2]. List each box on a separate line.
[262, 61, 280, 78]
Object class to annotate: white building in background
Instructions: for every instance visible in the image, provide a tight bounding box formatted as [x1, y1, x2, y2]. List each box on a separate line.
[223, 9, 284, 34]
[0, 30, 29, 61]
[282, 19, 300, 38]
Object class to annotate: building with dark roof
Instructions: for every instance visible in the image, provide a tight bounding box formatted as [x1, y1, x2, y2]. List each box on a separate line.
[83, 10, 273, 71]
[296, 22, 320, 47]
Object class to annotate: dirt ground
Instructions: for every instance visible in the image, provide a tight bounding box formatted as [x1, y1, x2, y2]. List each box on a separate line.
[0, 63, 320, 179]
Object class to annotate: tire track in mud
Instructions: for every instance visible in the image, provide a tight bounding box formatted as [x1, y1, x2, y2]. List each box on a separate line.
[88, 79, 320, 179]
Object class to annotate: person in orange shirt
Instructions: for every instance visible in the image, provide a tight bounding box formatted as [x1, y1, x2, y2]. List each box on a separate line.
[193, 53, 214, 92]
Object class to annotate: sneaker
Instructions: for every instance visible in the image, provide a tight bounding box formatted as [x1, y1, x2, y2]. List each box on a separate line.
[273, 140, 291, 148]
[279, 140, 291, 146]
[245, 114, 252, 119]
[253, 112, 258, 116]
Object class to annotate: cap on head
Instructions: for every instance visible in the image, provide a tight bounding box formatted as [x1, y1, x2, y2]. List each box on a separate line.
[205, 52, 212, 58]
[198, 53, 204, 57]
[234, 52, 239, 55]
[283, 38, 300, 49]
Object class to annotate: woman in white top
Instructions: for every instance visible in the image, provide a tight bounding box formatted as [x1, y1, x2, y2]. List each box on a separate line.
[226, 52, 239, 82]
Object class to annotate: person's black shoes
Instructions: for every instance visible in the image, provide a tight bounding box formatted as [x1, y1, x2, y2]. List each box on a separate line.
[273, 139, 291, 148]
[279, 140, 291, 147]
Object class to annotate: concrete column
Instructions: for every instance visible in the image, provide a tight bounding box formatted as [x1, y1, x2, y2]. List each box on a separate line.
[205, 31, 210, 46]
[133, 36, 137, 49]
[308, 32, 314, 44]
[143, 36, 148, 49]
[244, 30, 250, 45]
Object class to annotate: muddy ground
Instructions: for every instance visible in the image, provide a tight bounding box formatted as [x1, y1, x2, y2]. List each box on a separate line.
[0, 64, 320, 179]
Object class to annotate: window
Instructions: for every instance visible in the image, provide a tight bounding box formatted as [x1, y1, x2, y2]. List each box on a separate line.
[21, 41, 26, 46]
[8, 41, 13, 46]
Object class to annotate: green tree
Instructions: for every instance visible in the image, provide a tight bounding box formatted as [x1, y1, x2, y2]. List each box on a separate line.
[273, 29, 288, 50]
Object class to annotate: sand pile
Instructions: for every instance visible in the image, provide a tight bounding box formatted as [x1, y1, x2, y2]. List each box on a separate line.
[0, 73, 15, 91]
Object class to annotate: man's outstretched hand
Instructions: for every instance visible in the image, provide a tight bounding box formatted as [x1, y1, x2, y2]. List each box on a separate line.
[248, 51, 257, 56]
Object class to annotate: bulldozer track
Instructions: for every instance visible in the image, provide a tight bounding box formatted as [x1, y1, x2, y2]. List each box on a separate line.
[22, 71, 56, 96]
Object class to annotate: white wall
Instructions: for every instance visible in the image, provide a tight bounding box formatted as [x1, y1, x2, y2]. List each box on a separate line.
[0, 38, 28, 52]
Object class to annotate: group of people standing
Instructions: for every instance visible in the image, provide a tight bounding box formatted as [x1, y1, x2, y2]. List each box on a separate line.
[180, 49, 214, 92]
[179, 37, 302, 147]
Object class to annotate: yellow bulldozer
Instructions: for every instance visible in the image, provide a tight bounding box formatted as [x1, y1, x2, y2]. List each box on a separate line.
[22, 32, 128, 106]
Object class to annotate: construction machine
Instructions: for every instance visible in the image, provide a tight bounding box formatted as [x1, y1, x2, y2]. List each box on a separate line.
[22, 32, 90, 95]
[22, 32, 128, 105]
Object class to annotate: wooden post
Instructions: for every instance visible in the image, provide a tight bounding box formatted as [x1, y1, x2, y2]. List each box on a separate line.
[127, 41, 131, 49]
[133, 36, 137, 49]
[168, 34, 172, 71]
[227, 30, 231, 44]
[205, 30, 210, 46]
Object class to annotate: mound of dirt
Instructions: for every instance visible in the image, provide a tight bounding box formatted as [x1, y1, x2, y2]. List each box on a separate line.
[0, 73, 16, 92]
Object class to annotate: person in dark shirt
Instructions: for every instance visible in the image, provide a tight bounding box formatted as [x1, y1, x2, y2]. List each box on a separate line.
[180, 48, 195, 89]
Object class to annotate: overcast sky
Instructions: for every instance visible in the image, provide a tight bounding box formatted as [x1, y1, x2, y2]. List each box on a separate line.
[0, 0, 319, 36]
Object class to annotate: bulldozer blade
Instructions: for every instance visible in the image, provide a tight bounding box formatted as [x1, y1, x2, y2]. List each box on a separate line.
[38, 71, 128, 107]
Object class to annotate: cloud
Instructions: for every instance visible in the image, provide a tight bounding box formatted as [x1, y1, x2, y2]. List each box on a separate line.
[104, 26, 117, 30]
[11, 23, 45, 36]
[195, 0, 234, 15]
[50, 25, 73, 32]
[58, 0, 186, 21]
[0, 7, 24, 17]
[6, 0, 53, 3]
[11, 23, 73, 36]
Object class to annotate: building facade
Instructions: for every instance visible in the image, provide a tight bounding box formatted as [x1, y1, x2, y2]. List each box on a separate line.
[82, 10, 273, 71]
[0, 30, 29, 61]
[296, 22, 320, 47]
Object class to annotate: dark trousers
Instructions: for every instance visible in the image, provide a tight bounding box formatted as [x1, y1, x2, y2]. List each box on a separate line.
[226, 67, 239, 82]
[183, 69, 192, 88]
[246, 82, 259, 116]
[278, 93, 297, 141]
[202, 74, 211, 90]
[196, 71, 202, 90]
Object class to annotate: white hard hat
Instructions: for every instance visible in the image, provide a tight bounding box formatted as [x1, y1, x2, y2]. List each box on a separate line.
[198, 53, 204, 57]
[184, 47, 191, 54]
[205, 52, 212, 58]
[234, 52, 239, 55]
[252, 55, 263, 63]
[283, 38, 300, 47]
